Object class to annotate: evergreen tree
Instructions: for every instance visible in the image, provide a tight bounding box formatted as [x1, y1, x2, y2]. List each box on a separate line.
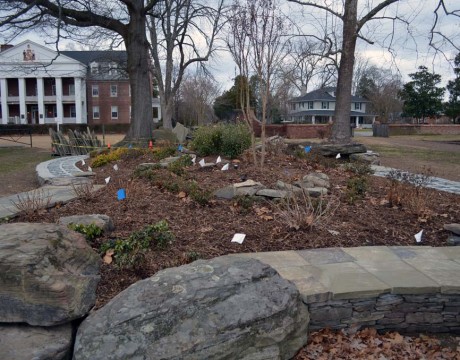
[445, 53, 460, 123]
[399, 66, 445, 122]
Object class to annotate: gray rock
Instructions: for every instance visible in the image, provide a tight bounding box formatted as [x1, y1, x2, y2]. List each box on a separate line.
[74, 256, 309, 360]
[172, 123, 189, 143]
[0, 223, 101, 326]
[46, 177, 91, 186]
[160, 156, 181, 167]
[350, 152, 381, 165]
[72, 171, 96, 178]
[199, 162, 216, 169]
[447, 235, 460, 246]
[256, 189, 289, 199]
[303, 173, 330, 188]
[213, 185, 236, 199]
[58, 214, 114, 233]
[214, 180, 265, 199]
[316, 143, 367, 157]
[0, 323, 72, 360]
[444, 223, 460, 235]
[293, 180, 315, 189]
[275, 180, 304, 194]
[152, 128, 178, 143]
[137, 162, 160, 171]
[303, 187, 328, 197]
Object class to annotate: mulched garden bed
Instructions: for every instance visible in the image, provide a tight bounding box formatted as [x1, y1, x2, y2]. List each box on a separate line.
[13, 149, 460, 358]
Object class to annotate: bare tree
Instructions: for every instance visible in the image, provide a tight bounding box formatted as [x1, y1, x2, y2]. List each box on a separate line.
[177, 71, 220, 126]
[0, 0, 160, 142]
[148, 0, 225, 130]
[288, 0, 460, 143]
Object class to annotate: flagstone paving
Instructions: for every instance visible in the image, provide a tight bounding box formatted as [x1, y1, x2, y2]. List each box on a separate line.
[235, 246, 460, 304]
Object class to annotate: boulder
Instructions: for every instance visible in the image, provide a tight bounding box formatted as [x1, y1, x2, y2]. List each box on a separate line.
[0, 223, 101, 326]
[303, 172, 330, 188]
[0, 323, 72, 360]
[302, 187, 328, 197]
[74, 256, 309, 360]
[444, 223, 460, 235]
[58, 214, 114, 233]
[214, 180, 265, 199]
[447, 235, 460, 246]
[275, 180, 304, 194]
[256, 189, 289, 199]
[172, 123, 190, 143]
[152, 128, 178, 143]
[350, 152, 381, 165]
[316, 143, 367, 157]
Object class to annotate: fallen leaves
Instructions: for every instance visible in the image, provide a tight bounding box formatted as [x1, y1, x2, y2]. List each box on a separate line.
[254, 206, 273, 221]
[103, 249, 115, 264]
[295, 328, 459, 360]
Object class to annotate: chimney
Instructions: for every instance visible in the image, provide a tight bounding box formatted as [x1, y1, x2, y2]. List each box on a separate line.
[1, 44, 13, 52]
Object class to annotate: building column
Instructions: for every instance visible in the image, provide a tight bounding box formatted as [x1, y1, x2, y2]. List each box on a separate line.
[311, 115, 315, 124]
[75, 77, 82, 124]
[37, 78, 45, 124]
[55, 77, 63, 124]
[18, 78, 26, 124]
[0, 78, 8, 124]
[356, 116, 359, 128]
[329, 116, 332, 123]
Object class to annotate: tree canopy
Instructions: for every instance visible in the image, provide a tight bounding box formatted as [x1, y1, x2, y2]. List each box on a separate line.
[399, 66, 445, 121]
[445, 53, 460, 123]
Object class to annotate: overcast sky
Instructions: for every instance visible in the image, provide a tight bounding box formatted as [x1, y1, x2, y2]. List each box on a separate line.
[4, 0, 459, 94]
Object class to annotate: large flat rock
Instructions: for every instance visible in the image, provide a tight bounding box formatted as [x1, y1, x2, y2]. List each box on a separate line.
[0, 223, 101, 326]
[74, 256, 309, 360]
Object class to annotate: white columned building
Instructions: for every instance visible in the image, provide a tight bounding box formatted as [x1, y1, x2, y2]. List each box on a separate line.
[0, 40, 87, 125]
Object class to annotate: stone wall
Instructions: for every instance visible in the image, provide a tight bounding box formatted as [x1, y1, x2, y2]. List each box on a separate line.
[308, 293, 460, 334]
[389, 124, 460, 136]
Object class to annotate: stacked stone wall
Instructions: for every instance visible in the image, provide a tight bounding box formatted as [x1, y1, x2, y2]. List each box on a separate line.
[308, 293, 460, 334]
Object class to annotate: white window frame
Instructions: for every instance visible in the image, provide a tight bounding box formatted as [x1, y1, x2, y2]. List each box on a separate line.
[110, 84, 118, 97]
[90, 62, 99, 75]
[308, 101, 314, 109]
[321, 101, 329, 109]
[111, 105, 118, 120]
[354, 102, 362, 110]
[92, 106, 100, 119]
[92, 85, 99, 97]
[70, 105, 76, 118]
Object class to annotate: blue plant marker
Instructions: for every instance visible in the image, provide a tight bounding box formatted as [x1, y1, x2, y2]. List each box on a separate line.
[178, 144, 183, 152]
[304, 146, 311, 153]
[128, 144, 133, 149]
[117, 188, 126, 201]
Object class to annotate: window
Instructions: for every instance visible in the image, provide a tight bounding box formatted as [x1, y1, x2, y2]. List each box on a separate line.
[109, 62, 118, 76]
[92, 85, 99, 97]
[69, 84, 75, 96]
[110, 85, 118, 97]
[51, 85, 56, 96]
[90, 62, 99, 74]
[321, 101, 329, 109]
[308, 101, 314, 109]
[354, 102, 362, 110]
[111, 105, 118, 119]
[92, 106, 100, 119]
[70, 105, 76, 117]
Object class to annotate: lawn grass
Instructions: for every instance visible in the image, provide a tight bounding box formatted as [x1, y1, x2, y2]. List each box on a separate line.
[0, 147, 51, 174]
[367, 144, 460, 165]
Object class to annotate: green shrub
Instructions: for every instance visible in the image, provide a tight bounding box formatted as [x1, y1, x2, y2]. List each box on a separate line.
[152, 146, 176, 161]
[346, 176, 368, 204]
[220, 123, 251, 159]
[344, 161, 374, 176]
[101, 220, 174, 268]
[185, 180, 212, 206]
[168, 155, 193, 176]
[68, 223, 103, 242]
[191, 124, 251, 158]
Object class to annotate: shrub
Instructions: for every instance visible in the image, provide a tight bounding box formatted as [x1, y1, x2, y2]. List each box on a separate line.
[344, 161, 374, 177]
[275, 192, 339, 231]
[346, 176, 368, 204]
[185, 180, 212, 206]
[11, 188, 52, 218]
[91, 148, 128, 168]
[152, 146, 176, 161]
[191, 124, 251, 158]
[68, 223, 103, 242]
[101, 220, 174, 268]
[220, 123, 251, 159]
[168, 155, 193, 176]
[71, 181, 95, 201]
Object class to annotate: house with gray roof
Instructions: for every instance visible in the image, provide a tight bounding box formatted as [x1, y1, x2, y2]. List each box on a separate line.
[287, 87, 375, 128]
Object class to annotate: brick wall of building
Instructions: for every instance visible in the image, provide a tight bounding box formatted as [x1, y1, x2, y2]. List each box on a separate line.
[389, 124, 460, 135]
[87, 80, 131, 125]
[252, 119, 332, 139]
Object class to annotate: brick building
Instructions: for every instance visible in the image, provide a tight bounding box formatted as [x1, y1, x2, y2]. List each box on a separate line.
[0, 40, 160, 125]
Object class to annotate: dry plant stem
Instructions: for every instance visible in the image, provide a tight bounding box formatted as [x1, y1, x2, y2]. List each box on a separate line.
[71, 181, 95, 201]
[11, 188, 52, 216]
[275, 191, 339, 231]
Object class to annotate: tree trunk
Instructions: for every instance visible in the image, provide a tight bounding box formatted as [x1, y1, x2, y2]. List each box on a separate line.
[123, 8, 153, 143]
[332, 0, 358, 144]
[160, 95, 174, 130]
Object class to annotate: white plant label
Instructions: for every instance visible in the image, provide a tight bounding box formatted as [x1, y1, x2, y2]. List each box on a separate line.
[231, 233, 246, 244]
